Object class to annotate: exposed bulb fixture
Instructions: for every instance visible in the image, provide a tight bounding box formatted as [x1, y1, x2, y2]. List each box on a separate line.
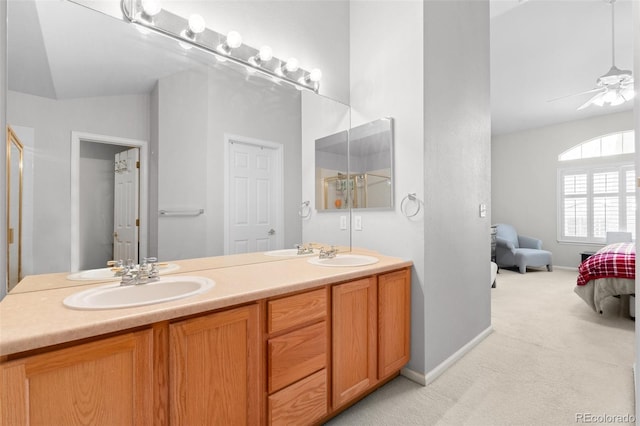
[181, 14, 205, 39]
[141, 0, 161, 18]
[281, 58, 299, 74]
[258, 46, 273, 62]
[122, 0, 322, 92]
[299, 68, 322, 87]
[308, 68, 322, 82]
[249, 45, 274, 66]
[217, 31, 243, 55]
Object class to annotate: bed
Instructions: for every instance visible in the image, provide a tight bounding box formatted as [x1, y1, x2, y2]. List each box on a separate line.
[574, 242, 635, 314]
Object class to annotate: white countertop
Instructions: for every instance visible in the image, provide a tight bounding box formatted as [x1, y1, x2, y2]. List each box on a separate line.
[0, 250, 412, 357]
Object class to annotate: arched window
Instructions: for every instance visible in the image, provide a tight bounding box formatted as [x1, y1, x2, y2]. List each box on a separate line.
[557, 130, 635, 243]
[559, 131, 634, 161]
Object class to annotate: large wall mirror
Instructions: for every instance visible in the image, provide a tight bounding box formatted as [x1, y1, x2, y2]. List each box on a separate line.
[6, 127, 24, 292]
[6, 0, 350, 290]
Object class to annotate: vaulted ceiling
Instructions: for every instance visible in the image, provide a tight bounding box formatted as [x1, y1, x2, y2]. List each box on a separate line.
[490, 0, 634, 135]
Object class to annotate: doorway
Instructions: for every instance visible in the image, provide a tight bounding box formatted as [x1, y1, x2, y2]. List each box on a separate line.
[70, 132, 148, 272]
[224, 135, 284, 254]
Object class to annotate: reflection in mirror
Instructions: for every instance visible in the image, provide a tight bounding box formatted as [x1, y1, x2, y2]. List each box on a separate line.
[6, 0, 351, 291]
[6, 127, 24, 292]
[349, 118, 394, 209]
[315, 131, 349, 211]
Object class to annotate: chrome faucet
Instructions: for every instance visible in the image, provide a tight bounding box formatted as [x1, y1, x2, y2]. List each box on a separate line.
[318, 246, 338, 259]
[119, 257, 160, 286]
[296, 243, 315, 255]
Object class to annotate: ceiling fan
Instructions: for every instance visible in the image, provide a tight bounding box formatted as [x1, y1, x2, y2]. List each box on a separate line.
[551, 0, 634, 110]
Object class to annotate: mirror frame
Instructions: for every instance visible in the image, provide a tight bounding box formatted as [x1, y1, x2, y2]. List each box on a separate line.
[6, 126, 24, 292]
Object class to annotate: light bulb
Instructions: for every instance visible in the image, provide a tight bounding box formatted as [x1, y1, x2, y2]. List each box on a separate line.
[188, 14, 206, 34]
[258, 46, 273, 62]
[284, 58, 299, 73]
[142, 0, 161, 17]
[309, 68, 322, 82]
[226, 31, 242, 49]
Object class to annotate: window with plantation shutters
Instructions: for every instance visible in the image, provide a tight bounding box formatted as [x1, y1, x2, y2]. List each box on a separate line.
[557, 131, 635, 244]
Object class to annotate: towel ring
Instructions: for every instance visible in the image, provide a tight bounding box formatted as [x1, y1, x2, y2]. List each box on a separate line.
[400, 193, 421, 218]
[299, 201, 311, 219]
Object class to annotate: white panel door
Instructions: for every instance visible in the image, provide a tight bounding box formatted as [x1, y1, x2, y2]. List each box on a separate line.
[228, 140, 279, 254]
[113, 148, 140, 262]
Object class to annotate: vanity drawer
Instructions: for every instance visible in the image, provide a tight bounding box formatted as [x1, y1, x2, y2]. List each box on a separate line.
[268, 321, 327, 393]
[268, 288, 327, 333]
[268, 369, 328, 426]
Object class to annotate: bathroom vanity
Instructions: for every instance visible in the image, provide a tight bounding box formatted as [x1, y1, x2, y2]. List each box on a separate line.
[0, 251, 411, 425]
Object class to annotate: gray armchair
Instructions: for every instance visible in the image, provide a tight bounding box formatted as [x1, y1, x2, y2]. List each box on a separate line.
[494, 224, 552, 274]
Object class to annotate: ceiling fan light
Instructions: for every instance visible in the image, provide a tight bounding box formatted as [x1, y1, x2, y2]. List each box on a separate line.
[610, 94, 626, 106]
[602, 90, 617, 104]
[621, 86, 635, 100]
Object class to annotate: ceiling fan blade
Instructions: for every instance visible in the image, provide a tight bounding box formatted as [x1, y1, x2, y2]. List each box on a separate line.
[547, 87, 604, 103]
[577, 91, 606, 111]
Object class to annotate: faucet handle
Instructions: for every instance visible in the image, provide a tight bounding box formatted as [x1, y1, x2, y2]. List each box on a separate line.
[145, 257, 160, 280]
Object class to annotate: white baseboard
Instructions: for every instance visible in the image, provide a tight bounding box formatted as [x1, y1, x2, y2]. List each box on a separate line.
[401, 325, 494, 386]
[400, 366, 427, 386]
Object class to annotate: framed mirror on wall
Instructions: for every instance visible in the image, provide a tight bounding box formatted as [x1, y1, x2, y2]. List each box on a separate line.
[6, 126, 23, 292]
[314, 117, 394, 212]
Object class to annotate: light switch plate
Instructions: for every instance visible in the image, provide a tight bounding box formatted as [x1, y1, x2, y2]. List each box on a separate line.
[354, 215, 362, 231]
[340, 215, 347, 230]
[479, 203, 487, 218]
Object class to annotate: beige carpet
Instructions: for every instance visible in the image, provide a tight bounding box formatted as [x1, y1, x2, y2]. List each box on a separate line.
[326, 268, 636, 425]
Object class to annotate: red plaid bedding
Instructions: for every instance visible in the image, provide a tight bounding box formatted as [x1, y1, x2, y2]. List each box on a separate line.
[577, 242, 635, 286]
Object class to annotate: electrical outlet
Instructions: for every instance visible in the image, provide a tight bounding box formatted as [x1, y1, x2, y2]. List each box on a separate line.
[340, 215, 347, 230]
[354, 215, 362, 231]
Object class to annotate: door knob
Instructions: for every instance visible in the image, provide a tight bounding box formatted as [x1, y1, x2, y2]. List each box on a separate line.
[268, 229, 276, 235]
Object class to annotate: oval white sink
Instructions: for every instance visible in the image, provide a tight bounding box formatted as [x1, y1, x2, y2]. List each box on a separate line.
[63, 276, 214, 310]
[66, 263, 180, 281]
[307, 254, 379, 267]
[264, 249, 316, 257]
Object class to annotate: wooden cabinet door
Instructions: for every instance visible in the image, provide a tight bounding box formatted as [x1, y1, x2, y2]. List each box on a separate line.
[169, 304, 260, 425]
[378, 268, 411, 379]
[332, 277, 377, 408]
[1, 330, 153, 426]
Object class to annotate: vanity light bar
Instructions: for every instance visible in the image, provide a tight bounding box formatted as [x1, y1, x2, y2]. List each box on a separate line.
[120, 0, 321, 93]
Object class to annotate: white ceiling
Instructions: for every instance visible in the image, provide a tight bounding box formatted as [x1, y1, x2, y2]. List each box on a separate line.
[490, 0, 634, 135]
[8, 0, 636, 136]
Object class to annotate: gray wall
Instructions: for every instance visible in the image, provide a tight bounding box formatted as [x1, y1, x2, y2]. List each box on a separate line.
[7, 92, 150, 273]
[423, 0, 492, 372]
[349, 0, 426, 373]
[349, 0, 491, 376]
[492, 111, 634, 268]
[1, 0, 6, 300]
